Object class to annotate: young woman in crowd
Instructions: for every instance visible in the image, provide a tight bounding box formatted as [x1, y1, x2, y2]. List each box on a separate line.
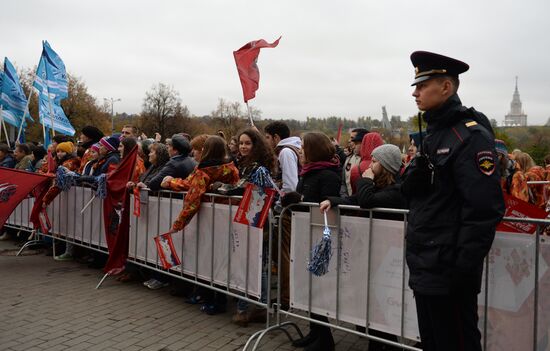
[282, 131, 341, 351]
[129, 142, 170, 190]
[82, 143, 101, 176]
[510, 152, 536, 203]
[210, 128, 277, 323]
[189, 134, 209, 162]
[320, 144, 405, 212]
[161, 135, 239, 232]
[93, 136, 121, 175]
[349, 132, 384, 194]
[118, 137, 145, 182]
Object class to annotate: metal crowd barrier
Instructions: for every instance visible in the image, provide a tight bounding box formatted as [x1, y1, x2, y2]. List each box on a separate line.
[5, 188, 550, 351]
[5, 186, 110, 257]
[244, 203, 550, 351]
[126, 189, 273, 317]
[4, 186, 273, 324]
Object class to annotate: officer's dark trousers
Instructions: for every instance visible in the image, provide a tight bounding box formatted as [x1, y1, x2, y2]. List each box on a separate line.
[414, 292, 482, 351]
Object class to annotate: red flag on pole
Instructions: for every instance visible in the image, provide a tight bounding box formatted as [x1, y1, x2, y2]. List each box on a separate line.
[0, 167, 52, 229]
[336, 122, 343, 144]
[233, 36, 281, 102]
[103, 145, 138, 274]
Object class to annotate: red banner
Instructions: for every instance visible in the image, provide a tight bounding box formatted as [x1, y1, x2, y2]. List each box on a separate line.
[233, 37, 281, 102]
[154, 232, 181, 270]
[103, 146, 138, 274]
[234, 183, 276, 229]
[496, 193, 549, 234]
[0, 167, 52, 230]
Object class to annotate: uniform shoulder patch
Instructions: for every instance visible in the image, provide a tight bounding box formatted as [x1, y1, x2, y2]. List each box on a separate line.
[465, 121, 478, 127]
[476, 151, 495, 176]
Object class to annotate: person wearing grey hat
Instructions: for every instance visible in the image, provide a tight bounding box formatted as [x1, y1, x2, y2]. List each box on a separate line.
[147, 134, 196, 191]
[321, 143, 406, 214]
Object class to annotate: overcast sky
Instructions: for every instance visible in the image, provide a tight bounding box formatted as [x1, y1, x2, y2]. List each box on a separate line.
[1, 0, 549, 125]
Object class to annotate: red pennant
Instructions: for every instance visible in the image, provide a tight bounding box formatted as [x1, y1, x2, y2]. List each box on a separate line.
[496, 193, 549, 234]
[154, 232, 181, 270]
[133, 187, 141, 217]
[233, 183, 276, 229]
[233, 37, 281, 102]
[103, 145, 138, 274]
[0, 167, 52, 230]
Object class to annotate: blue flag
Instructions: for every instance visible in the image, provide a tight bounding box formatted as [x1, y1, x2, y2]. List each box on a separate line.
[0, 57, 29, 128]
[33, 41, 68, 102]
[38, 92, 75, 136]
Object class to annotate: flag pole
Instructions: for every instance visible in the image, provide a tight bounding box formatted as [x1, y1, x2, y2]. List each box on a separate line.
[46, 93, 56, 137]
[0, 105, 11, 148]
[245, 102, 255, 127]
[16, 88, 33, 144]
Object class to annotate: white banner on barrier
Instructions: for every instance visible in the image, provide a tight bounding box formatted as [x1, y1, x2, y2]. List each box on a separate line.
[129, 195, 263, 298]
[291, 211, 550, 350]
[290, 211, 419, 341]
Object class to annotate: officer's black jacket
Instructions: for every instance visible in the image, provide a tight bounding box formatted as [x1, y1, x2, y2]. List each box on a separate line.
[402, 94, 505, 295]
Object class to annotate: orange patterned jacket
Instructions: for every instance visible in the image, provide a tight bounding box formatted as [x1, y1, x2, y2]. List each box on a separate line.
[168, 161, 239, 231]
[42, 157, 82, 206]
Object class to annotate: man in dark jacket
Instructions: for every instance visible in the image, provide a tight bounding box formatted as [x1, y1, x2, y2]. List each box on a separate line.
[0, 143, 16, 168]
[147, 134, 196, 191]
[402, 51, 505, 351]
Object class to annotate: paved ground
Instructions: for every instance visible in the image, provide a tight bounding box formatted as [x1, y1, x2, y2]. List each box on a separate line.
[0, 237, 370, 351]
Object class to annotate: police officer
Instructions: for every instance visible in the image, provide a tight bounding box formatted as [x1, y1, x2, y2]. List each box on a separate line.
[401, 51, 505, 351]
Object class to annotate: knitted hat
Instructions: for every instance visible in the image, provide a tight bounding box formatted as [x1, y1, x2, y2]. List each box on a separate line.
[81, 126, 104, 142]
[495, 139, 508, 156]
[90, 143, 100, 153]
[371, 144, 402, 175]
[99, 136, 120, 152]
[56, 141, 74, 154]
[169, 134, 191, 156]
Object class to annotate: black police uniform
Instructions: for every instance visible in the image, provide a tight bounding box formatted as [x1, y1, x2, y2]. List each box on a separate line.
[402, 52, 505, 351]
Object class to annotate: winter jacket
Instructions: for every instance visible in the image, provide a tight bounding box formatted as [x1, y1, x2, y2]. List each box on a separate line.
[167, 160, 240, 231]
[0, 154, 15, 168]
[401, 94, 505, 295]
[42, 156, 82, 206]
[328, 177, 406, 220]
[147, 154, 196, 191]
[274, 136, 301, 194]
[296, 164, 341, 203]
[340, 152, 361, 196]
[15, 155, 33, 170]
[349, 133, 384, 194]
[218, 162, 274, 196]
[93, 151, 120, 176]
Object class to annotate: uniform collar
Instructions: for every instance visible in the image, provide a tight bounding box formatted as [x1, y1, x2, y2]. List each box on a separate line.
[423, 94, 463, 131]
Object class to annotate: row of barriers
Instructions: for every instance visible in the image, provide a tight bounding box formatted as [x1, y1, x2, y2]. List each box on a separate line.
[4, 185, 550, 351]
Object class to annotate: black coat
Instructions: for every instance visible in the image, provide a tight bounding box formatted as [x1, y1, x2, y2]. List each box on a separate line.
[296, 166, 341, 203]
[147, 155, 196, 191]
[402, 94, 505, 295]
[327, 177, 405, 220]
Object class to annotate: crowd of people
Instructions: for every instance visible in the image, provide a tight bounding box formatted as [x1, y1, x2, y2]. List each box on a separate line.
[1, 118, 549, 351]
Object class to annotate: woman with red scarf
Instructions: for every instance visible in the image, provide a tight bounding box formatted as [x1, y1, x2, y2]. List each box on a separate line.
[282, 131, 341, 351]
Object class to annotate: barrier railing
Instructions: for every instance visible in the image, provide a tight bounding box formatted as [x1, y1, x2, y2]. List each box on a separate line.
[244, 203, 550, 351]
[5, 189, 550, 350]
[126, 189, 272, 313]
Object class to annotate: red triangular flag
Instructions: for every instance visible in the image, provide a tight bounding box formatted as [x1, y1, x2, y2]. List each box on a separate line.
[0, 167, 53, 230]
[103, 145, 138, 274]
[233, 36, 281, 102]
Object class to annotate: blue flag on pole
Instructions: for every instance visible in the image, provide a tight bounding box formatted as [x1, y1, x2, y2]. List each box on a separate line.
[0, 57, 29, 128]
[33, 41, 68, 103]
[38, 92, 75, 136]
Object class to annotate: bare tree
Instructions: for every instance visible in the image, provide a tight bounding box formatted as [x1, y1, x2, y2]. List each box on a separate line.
[140, 83, 189, 138]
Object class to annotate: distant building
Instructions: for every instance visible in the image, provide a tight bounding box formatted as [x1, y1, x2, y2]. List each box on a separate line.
[504, 77, 527, 127]
[381, 106, 391, 130]
[546, 117, 550, 127]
